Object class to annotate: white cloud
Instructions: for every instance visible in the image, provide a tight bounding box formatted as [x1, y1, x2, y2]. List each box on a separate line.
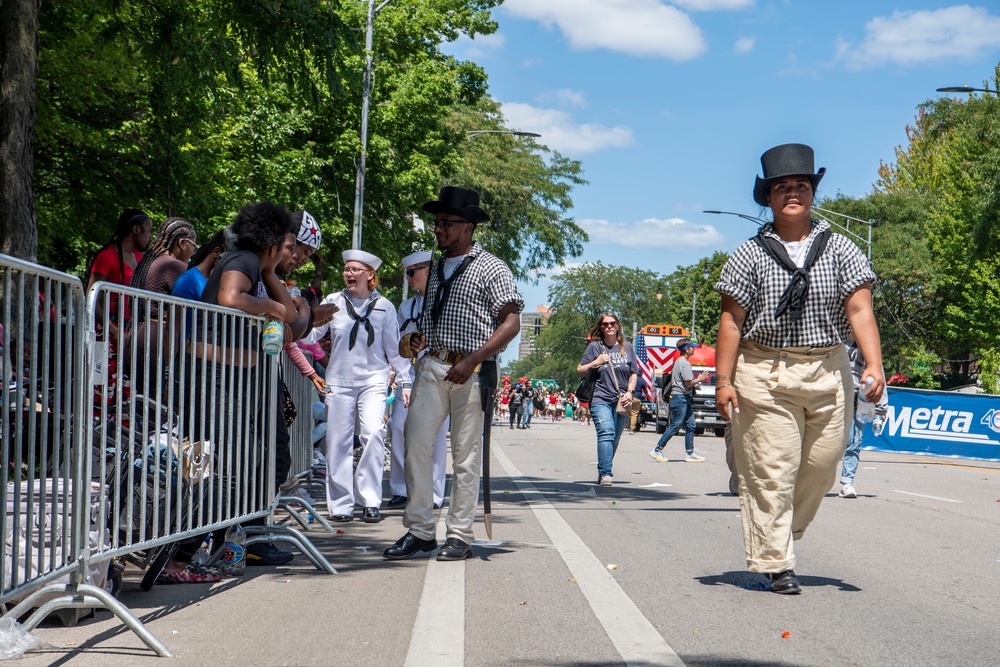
[734, 36, 755, 54]
[540, 261, 586, 280]
[578, 217, 726, 250]
[671, 0, 753, 9]
[837, 6, 1000, 68]
[503, 0, 706, 60]
[556, 89, 587, 107]
[502, 102, 634, 155]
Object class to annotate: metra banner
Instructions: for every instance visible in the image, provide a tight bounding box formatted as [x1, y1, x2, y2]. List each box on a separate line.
[863, 387, 1000, 461]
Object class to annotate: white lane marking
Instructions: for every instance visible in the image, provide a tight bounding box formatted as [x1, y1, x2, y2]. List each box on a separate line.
[893, 490, 963, 504]
[493, 443, 685, 667]
[404, 518, 464, 667]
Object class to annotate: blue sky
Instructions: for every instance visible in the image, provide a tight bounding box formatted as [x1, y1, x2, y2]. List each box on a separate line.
[444, 1, 1000, 364]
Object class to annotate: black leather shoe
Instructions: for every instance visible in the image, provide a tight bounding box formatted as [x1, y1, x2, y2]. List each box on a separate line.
[767, 570, 801, 595]
[362, 507, 383, 523]
[331, 514, 353, 523]
[436, 537, 472, 561]
[433, 502, 441, 510]
[386, 495, 408, 508]
[383, 532, 437, 560]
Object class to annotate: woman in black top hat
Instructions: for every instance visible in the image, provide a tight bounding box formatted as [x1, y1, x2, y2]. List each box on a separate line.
[714, 143, 884, 594]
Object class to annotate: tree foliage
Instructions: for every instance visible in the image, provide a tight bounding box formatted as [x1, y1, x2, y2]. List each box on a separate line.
[876, 64, 1000, 384]
[23, 0, 584, 306]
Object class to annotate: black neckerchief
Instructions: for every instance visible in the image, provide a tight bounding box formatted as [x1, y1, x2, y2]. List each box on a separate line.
[341, 290, 379, 350]
[431, 252, 477, 325]
[400, 295, 422, 332]
[752, 227, 831, 327]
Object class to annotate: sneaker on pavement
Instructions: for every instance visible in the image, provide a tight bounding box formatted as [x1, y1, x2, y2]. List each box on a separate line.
[648, 449, 668, 462]
[245, 541, 294, 566]
[839, 483, 857, 498]
[685, 453, 706, 462]
[598, 475, 613, 487]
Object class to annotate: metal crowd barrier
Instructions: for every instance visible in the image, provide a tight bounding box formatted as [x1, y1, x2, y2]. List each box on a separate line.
[275, 357, 334, 532]
[0, 255, 336, 657]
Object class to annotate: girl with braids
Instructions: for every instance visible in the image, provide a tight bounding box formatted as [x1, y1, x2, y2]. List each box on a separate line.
[128, 217, 198, 396]
[87, 208, 152, 413]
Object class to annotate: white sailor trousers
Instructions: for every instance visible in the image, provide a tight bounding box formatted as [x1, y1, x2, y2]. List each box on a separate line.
[732, 340, 852, 573]
[403, 356, 484, 545]
[388, 385, 449, 505]
[323, 383, 389, 516]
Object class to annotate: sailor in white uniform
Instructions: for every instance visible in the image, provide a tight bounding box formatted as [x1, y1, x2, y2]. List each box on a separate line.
[386, 251, 449, 510]
[303, 249, 411, 523]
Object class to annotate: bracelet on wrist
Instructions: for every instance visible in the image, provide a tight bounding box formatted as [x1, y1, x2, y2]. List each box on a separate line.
[717, 383, 732, 390]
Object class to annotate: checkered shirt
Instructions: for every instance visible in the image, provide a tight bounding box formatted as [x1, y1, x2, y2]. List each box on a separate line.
[715, 219, 876, 348]
[421, 241, 524, 356]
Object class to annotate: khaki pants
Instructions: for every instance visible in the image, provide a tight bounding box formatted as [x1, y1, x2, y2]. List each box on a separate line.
[628, 394, 642, 430]
[732, 341, 852, 573]
[403, 356, 485, 545]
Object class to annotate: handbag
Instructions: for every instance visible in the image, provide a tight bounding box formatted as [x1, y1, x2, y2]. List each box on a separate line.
[576, 367, 598, 403]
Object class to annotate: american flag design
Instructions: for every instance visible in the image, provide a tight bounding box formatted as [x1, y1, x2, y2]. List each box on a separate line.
[635, 335, 656, 402]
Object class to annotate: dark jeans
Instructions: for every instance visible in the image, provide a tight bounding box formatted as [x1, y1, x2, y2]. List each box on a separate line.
[656, 394, 695, 454]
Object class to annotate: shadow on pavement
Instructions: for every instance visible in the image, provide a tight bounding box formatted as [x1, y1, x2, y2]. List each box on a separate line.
[695, 570, 862, 592]
[511, 659, 810, 667]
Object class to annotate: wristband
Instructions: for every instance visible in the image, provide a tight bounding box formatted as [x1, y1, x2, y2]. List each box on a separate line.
[717, 383, 733, 390]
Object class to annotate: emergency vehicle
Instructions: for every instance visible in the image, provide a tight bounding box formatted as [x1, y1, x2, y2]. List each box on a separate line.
[638, 324, 727, 437]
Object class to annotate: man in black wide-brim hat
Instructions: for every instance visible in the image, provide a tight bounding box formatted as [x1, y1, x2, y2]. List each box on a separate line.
[384, 186, 523, 562]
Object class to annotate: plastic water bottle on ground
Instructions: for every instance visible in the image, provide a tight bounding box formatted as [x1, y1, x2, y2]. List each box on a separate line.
[856, 377, 876, 424]
[222, 524, 246, 577]
[262, 320, 283, 355]
[190, 536, 212, 567]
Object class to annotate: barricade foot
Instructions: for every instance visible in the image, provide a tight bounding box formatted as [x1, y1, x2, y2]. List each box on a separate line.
[244, 526, 337, 574]
[276, 495, 336, 532]
[4, 583, 172, 657]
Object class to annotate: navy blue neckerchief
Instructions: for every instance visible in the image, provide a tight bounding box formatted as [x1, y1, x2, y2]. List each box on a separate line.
[341, 290, 379, 350]
[431, 253, 477, 326]
[751, 228, 831, 327]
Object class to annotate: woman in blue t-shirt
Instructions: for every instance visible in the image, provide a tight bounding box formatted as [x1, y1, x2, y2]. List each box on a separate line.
[576, 312, 639, 487]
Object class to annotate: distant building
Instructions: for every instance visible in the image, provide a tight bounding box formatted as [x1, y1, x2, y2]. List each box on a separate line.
[519, 305, 552, 360]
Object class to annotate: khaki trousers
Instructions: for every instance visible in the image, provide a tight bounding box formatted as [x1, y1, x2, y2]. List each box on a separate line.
[403, 356, 485, 545]
[732, 340, 852, 573]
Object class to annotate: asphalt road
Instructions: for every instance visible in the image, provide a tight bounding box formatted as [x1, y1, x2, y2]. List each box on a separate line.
[14, 418, 1000, 666]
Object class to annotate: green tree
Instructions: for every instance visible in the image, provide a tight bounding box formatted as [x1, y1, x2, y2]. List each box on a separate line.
[877, 64, 1000, 383]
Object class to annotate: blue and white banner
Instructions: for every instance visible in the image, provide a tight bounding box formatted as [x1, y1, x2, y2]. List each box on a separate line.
[863, 387, 1000, 461]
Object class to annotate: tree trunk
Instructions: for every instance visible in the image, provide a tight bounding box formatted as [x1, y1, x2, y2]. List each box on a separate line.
[0, 0, 40, 262]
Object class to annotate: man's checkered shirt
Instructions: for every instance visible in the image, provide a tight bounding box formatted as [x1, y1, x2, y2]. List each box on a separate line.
[421, 241, 524, 356]
[715, 219, 876, 348]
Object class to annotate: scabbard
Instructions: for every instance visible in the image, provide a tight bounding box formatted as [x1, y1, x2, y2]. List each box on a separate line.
[479, 360, 498, 540]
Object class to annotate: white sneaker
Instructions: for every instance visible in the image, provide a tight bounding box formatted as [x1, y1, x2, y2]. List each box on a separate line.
[685, 453, 706, 462]
[599, 476, 613, 487]
[648, 449, 668, 462]
[312, 449, 327, 466]
[839, 483, 857, 498]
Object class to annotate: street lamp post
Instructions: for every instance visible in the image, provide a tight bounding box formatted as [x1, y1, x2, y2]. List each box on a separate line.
[467, 130, 541, 139]
[936, 85, 997, 96]
[351, 0, 394, 250]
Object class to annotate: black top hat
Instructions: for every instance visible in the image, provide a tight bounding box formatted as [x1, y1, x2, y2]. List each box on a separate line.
[421, 186, 490, 224]
[753, 143, 826, 207]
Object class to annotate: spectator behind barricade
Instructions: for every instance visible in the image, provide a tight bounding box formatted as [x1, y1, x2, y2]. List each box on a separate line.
[190, 201, 298, 568]
[173, 229, 227, 302]
[87, 208, 152, 413]
[127, 218, 198, 396]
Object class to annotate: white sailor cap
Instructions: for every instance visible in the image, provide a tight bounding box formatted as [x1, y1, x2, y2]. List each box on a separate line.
[401, 251, 432, 269]
[342, 249, 382, 271]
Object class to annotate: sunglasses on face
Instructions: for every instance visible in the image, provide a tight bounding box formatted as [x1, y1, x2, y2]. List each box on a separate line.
[600, 321, 618, 327]
[406, 266, 428, 277]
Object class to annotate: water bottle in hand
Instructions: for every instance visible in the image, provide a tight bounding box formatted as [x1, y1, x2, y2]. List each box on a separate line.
[856, 376, 876, 424]
[262, 319, 283, 355]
